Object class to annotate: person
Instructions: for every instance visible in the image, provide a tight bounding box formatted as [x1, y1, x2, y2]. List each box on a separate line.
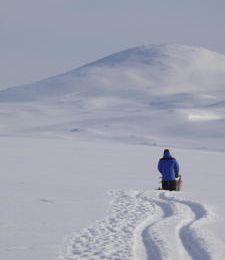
[157, 149, 180, 191]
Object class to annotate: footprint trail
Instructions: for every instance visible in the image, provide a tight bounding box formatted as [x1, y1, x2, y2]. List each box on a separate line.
[58, 190, 225, 260]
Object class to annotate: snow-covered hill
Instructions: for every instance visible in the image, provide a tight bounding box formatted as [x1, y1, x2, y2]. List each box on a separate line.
[0, 44, 225, 151]
[1, 44, 225, 102]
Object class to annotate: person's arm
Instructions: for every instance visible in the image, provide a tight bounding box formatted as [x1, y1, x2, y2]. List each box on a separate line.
[174, 160, 179, 178]
[158, 159, 163, 174]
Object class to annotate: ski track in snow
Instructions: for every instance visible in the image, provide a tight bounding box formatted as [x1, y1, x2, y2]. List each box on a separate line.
[58, 190, 225, 260]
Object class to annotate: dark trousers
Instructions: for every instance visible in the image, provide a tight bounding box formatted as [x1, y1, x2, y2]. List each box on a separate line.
[162, 180, 177, 191]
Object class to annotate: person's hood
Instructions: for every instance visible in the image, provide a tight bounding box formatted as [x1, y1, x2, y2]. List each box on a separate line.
[163, 149, 172, 158]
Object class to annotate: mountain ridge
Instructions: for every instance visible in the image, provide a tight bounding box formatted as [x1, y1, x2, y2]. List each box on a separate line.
[1, 44, 225, 102]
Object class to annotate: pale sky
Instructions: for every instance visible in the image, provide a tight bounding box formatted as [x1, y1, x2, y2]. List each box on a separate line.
[1, 0, 225, 89]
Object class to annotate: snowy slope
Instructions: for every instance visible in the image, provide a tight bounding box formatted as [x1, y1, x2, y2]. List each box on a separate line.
[1, 44, 225, 101]
[0, 44, 225, 151]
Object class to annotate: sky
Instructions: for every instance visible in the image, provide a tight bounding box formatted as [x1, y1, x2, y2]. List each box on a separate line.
[0, 0, 225, 89]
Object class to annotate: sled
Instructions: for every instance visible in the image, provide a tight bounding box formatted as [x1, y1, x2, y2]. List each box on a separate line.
[175, 175, 182, 191]
[157, 175, 182, 191]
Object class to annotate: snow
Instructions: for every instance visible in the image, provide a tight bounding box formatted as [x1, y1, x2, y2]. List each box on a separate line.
[0, 44, 225, 259]
[187, 111, 222, 121]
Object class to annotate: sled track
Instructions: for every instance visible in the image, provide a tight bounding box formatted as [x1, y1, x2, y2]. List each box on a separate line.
[135, 196, 174, 260]
[141, 192, 211, 260]
[58, 190, 225, 260]
[161, 193, 211, 260]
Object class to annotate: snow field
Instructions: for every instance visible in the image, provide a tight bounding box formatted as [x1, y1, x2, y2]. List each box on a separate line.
[1, 136, 225, 260]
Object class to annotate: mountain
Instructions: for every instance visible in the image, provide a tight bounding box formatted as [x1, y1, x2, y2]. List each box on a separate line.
[1, 44, 225, 102]
[0, 44, 225, 150]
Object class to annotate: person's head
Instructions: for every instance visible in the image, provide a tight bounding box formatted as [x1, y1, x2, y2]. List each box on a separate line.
[163, 149, 171, 158]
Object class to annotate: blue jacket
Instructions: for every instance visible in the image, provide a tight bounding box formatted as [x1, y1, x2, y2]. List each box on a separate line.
[158, 150, 179, 181]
